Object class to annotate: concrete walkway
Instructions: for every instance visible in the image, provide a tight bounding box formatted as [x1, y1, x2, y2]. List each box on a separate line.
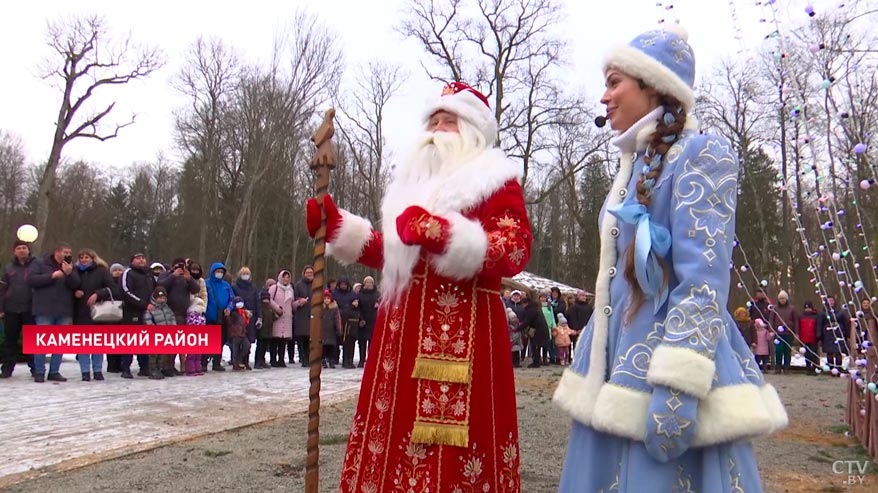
[0, 353, 363, 487]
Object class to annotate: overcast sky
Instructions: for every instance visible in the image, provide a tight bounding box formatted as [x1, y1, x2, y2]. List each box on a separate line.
[0, 0, 825, 172]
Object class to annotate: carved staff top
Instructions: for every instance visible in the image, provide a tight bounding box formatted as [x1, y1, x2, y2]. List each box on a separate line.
[310, 108, 336, 170]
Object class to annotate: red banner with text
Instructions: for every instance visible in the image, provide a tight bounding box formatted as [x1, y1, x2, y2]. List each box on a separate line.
[22, 325, 222, 354]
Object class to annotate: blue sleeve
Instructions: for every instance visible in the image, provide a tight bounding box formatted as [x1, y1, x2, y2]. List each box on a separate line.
[647, 135, 739, 399]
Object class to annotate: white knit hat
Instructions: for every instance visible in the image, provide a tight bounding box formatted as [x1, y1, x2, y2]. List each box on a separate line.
[422, 82, 497, 143]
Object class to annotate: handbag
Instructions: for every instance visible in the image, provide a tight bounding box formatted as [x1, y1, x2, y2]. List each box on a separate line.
[91, 290, 123, 322]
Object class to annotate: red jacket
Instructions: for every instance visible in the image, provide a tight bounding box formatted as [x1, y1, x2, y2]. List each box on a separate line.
[799, 311, 819, 344]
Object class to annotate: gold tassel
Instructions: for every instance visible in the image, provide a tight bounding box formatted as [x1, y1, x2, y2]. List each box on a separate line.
[412, 358, 471, 383]
[411, 422, 469, 448]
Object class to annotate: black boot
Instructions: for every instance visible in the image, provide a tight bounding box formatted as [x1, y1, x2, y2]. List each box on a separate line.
[94, 372, 105, 381]
[47, 373, 67, 382]
[82, 372, 91, 382]
[120, 370, 133, 379]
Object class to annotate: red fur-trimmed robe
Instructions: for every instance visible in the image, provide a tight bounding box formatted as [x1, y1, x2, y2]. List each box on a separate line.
[326, 148, 531, 493]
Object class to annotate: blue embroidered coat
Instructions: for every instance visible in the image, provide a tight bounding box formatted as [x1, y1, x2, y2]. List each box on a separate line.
[554, 110, 787, 465]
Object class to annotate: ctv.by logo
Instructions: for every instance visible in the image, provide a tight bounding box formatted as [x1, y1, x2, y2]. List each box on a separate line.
[833, 460, 870, 486]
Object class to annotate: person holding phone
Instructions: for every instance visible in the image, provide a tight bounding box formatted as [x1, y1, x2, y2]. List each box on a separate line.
[28, 242, 81, 383]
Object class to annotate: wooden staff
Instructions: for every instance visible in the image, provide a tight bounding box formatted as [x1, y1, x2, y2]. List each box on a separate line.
[306, 108, 336, 493]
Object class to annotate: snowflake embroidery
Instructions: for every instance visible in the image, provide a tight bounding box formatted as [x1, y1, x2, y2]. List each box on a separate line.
[421, 398, 436, 415]
[452, 339, 467, 354]
[451, 400, 467, 416]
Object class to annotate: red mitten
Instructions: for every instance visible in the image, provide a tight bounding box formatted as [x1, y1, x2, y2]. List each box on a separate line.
[395, 206, 449, 254]
[306, 195, 343, 242]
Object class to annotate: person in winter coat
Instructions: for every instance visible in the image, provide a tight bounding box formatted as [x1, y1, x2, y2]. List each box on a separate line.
[734, 307, 756, 351]
[29, 242, 81, 383]
[187, 261, 208, 305]
[859, 298, 878, 348]
[150, 262, 165, 285]
[0, 240, 36, 378]
[768, 290, 799, 374]
[227, 296, 251, 371]
[105, 263, 127, 374]
[332, 275, 357, 366]
[270, 271, 296, 366]
[158, 257, 200, 375]
[799, 301, 820, 372]
[73, 249, 122, 381]
[203, 262, 234, 372]
[748, 288, 772, 323]
[233, 266, 262, 349]
[518, 294, 549, 368]
[549, 286, 567, 323]
[819, 295, 850, 371]
[121, 253, 155, 378]
[507, 290, 528, 358]
[506, 308, 523, 367]
[539, 292, 558, 365]
[143, 286, 176, 379]
[753, 319, 772, 370]
[356, 275, 380, 368]
[322, 290, 341, 368]
[339, 296, 362, 369]
[566, 289, 593, 355]
[553, 314, 573, 366]
[255, 285, 275, 369]
[185, 297, 206, 376]
[292, 266, 314, 367]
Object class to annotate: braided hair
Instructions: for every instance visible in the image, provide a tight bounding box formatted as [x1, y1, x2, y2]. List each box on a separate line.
[623, 94, 688, 319]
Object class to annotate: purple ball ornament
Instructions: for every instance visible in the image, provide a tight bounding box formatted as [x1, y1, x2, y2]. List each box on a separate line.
[853, 143, 867, 154]
[805, 5, 815, 16]
[861, 179, 874, 190]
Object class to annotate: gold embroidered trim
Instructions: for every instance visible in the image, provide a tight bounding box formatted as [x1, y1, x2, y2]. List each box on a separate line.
[411, 422, 469, 448]
[476, 287, 501, 295]
[412, 357, 471, 383]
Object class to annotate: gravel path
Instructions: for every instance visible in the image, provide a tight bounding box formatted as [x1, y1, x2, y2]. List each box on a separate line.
[3, 368, 875, 492]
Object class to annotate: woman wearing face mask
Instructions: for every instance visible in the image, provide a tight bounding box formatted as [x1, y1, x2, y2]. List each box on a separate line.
[203, 262, 234, 372]
[554, 26, 786, 492]
[268, 270, 295, 367]
[73, 248, 122, 381]
[187, 261, 208, 306]
[233, 266, 261, 369]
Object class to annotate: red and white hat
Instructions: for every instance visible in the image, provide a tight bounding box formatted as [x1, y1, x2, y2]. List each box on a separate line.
[423, 82, 497, 143]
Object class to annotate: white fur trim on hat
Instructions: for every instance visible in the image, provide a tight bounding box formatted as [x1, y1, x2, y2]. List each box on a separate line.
[603, 45, 695, 111]
[423, 90, 498, 144]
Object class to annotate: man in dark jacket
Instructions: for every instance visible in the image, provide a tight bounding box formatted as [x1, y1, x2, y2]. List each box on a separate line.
[293, 266, 314, 367]
[28, 242, 81, 382]
[566, 289, 593, 354]
[158, 258, 199, 375]
[357, 275, 380, 368]
[332, 275, 357, 365]
[0, 240, 36, 378]
[120, 253, 155, 378]
[518, 293, 549, 368]
[818, 295, 850, 371]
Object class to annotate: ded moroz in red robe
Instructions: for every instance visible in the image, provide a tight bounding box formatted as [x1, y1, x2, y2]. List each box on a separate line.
[325, 146, 531, 493]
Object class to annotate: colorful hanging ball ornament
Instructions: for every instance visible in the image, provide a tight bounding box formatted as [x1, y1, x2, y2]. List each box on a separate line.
[778, 326, 785, 333]
[737, 282, 744, 289]
[799, 347, 807, 354]
[861, 179, 873, 190]
[746, 301, 752, 308]
[831, 368, 840, 375]
[853, 143, 867, 154]
[740, 265, 749, 272]
[855, 281, 863, 289]
[821, 79, 832, 90]
[761, 280, 768, 287]
[868, 382, 878, 393]
[805, 5, 815, 16]
[774, 338, 781, 345]
[823, 364, 831, 372]
[832, 252, 841, 261]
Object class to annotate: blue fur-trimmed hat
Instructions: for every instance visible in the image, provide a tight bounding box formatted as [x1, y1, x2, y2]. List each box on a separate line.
[603, 24, 696, 111]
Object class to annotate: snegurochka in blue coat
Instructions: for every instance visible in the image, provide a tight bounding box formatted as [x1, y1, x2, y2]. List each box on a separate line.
[553, 25, 788, 493]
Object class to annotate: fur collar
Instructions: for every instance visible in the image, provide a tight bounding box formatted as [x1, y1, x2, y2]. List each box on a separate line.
[380, 148, 522, 301]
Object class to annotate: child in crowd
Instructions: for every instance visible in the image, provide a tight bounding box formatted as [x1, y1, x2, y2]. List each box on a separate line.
[185, 296, 207, 376]
[228, 296, 252, 371]
[552, 314, 573, 366]
[322, 290, 341, 368]
[753, 318, 772, 371]
[144, 287, 177, 380]
[507, 308, 522, 368]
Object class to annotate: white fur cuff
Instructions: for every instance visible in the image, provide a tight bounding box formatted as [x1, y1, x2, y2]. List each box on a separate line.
[647, 345, 715, 399]
[430, 213, 488, 280]
[325, 210, 373, 265]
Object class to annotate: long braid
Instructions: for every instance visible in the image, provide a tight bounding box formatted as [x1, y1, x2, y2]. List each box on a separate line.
[624, 95, 688, 319]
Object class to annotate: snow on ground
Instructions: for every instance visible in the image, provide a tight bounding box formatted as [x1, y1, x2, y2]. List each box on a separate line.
[0, 349, 363, 487]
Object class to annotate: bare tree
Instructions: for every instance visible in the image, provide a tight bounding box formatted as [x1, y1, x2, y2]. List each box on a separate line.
[0, 131, 30, 248]
[336, 61, 405, 221]
[398, 0, 570, 183]
[34, 15, 164, 252]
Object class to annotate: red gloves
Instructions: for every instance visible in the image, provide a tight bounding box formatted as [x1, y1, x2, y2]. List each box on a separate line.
[306, 195, 343, 242]
[395, 206, 449, 254]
